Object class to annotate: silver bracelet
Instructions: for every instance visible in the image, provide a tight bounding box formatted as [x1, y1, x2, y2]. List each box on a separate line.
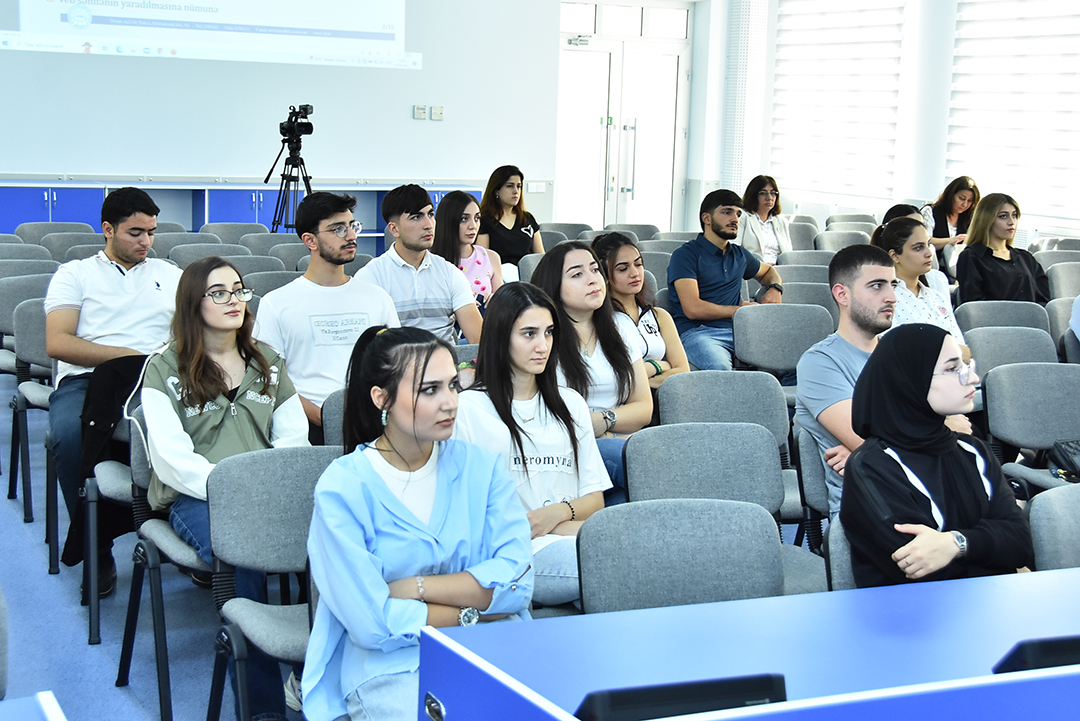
[415, 575, 427, 602]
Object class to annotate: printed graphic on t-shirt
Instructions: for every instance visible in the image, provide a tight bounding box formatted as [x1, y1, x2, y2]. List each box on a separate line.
[308, 312, 373, 345]
[511, 452, 575, 474]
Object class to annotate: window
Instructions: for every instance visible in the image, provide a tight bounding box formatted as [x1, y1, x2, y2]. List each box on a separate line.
[947, 0, 1080, 221]
[768, 0, 907, 199]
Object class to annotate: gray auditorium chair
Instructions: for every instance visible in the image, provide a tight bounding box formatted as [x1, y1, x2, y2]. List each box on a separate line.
[540, 223, 592, 239]
[1065, 329, 1080, 364]
[965, 326, 1057, 376]
[814, 230, 870, 253]
[577, 499, 784, 613]
[788, 214, 819, 229]
[1050, 238, 1080, 252]
[652, 231, 699, 241]
[640, 251, 671, 288]
[1046, 297, 1075, 354]
[154, 221, 187, 233]
[0, 258, 60, 277]
[774, 264, 829, 285]
[539, 229, 567, 251]
[456, 344, 479, 366]
[227, 254, 287, 275]
[1029, 484, 1080, 571]
[242, 271, 304, 297]
[624, 422, 825, 596]
[732, 303, 835, 406]
[268, 243, 310, 270]
[1034, 250, 1080, 271]
[984, 363, 1080, 493]
[40, 232, 104, 261]
[826, 213, 876, 227]
[205, 446, 341, 721]
[199, 222, 269, 245]
[151, 232, 221, 258]
[605, 223, 661, 241]
[517, 253, 544, 283]
[654, 287, 672, 314]
[954, 300, 1049, 335]
[779, 282, 840, 329]
[797, 428, 831, 555]
[65, 244, 108, 261]
[14, 221, 96, 245]
[1048, 262, 1080, 299]
[0, 234, 23, 244]
[824, 517, 857, 591]
[0, 243, 51, 260]
[776, 250, 834, 266]
[825, 221, 877, 236]
[580, 229, 638, 243]
[240, 233, 295, 256]
[638, 239, 687, 255]
[787, 222, 818, 251]
[321, 389, 345, 447]
[169, 243, 251, 268]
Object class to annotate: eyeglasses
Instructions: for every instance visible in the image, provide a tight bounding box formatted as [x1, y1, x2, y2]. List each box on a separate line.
[934, 359, 977, 386]
[317, 220, 363, 238]
[204, 288, 254, 304]
[758, 190, 779, 197]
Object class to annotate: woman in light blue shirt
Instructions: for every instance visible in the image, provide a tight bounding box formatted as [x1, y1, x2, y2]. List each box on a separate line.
[302, 326, 533, 721]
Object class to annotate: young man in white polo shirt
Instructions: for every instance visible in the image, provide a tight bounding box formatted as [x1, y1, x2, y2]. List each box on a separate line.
[255, 192, 399, 444]
[45, 187, 182, 596]
[356, 184, 482, 345]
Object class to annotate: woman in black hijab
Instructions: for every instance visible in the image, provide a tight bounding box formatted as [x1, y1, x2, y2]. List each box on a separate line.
[840, 324, 1032, 587]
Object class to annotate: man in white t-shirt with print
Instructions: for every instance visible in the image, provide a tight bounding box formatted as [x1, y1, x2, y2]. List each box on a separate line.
[255, 192, 399, 444]
[356, 184, 482, 345]
[45, 187, 182, 596]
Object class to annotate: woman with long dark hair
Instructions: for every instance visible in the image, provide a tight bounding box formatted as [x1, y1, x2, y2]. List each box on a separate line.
[140, 255, 309, 720]
[841, 324, 1032, 588]
[454, 283, 609, 606]
[592, 232, 690, 390]
[736, 174, 792, 264]
[477, 164, 544, 268]
[531, 241, 652, 503]
[433, 190, 503, 312]
[302, 326, 532, 720]
[956, 193, 1049, 305]
[921, 176, 980, 272]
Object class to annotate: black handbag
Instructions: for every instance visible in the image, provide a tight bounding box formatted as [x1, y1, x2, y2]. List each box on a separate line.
[1047, 439, 1080, 482]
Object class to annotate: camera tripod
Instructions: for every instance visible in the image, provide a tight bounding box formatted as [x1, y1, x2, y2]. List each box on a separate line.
[264, 136, 312, 233]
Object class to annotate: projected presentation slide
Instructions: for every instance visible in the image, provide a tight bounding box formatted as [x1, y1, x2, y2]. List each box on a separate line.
[0, 0, 421, 68]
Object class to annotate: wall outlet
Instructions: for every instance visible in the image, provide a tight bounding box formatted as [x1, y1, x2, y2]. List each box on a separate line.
[527, 182, 546, 193]
[431, 105, 444, 121]
[413, 104, 427, 120]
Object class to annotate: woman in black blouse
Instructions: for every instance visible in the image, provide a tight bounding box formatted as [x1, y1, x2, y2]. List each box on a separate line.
[477, 165, 544, 269]
[955, 193, 1049, 306]
[841, 324, 1032, 588]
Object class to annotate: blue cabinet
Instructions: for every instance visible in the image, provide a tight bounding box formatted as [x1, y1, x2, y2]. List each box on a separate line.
[205, 188, 295, 231]
[0, 187, 103, 234]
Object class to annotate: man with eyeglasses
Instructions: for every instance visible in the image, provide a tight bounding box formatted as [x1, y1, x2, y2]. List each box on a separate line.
[45, 186, 183, 596]
[356, 184, 483, 345]
[256, 192, 399, 444]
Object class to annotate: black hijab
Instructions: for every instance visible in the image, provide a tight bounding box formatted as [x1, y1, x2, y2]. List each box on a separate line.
[852, 324, 958, 455]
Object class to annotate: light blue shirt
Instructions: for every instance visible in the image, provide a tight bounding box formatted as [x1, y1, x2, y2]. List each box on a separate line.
[302, 439, 534, 721]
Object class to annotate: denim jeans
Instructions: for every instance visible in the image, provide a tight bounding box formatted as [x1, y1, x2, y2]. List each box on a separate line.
[596, 437, 627, 505]
[170, 494, 288, 721]
[679, 325, 735, 371]
[532, 536, 581, 607]
[345, 670, 419, 721]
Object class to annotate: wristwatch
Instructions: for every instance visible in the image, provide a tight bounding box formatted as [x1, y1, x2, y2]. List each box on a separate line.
[458, 607, 480, 627]
[600, 409, 617, 433]
[766, 283, 784, 295]
[950, 530, 968, 558]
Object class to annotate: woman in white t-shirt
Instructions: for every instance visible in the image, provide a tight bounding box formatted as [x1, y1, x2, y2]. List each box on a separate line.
[455, 282, 610, 606]
[870, 216, 970, 361]
[531, 241, 652, 504]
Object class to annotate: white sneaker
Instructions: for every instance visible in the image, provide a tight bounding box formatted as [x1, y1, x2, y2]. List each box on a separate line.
[284, 671, 303, 712]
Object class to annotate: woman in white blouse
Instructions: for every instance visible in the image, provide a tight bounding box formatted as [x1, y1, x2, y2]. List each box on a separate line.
[736, 175, 792, 264]
[870, 216, 970, 362]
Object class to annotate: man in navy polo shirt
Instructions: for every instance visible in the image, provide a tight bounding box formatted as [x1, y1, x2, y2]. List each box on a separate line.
[668, 189, 784, 370]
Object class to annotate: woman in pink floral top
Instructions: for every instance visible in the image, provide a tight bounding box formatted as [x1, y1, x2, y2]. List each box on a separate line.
[434, 190, 504, 313]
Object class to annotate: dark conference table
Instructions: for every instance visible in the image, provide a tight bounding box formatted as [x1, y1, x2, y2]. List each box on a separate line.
[419, 567, 1080, 719]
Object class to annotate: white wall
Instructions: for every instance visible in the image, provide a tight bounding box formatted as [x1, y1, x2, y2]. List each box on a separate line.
[0, 1, 560, 196]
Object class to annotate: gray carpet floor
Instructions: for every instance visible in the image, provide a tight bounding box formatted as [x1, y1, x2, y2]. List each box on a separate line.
[0, 373, 304, 720]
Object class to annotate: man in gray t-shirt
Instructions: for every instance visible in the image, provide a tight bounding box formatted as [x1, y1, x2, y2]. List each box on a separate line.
[795, 246, 897, 518]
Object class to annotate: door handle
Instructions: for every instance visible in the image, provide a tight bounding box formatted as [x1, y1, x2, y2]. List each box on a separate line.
[621, 121, 637, 200]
